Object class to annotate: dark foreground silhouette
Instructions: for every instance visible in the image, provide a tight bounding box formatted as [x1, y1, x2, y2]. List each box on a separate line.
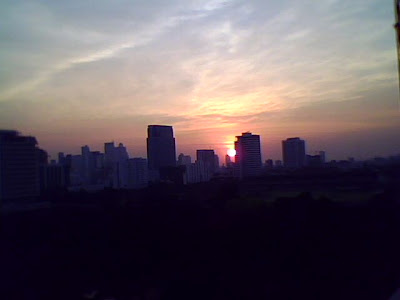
[1, 180, 400, 300]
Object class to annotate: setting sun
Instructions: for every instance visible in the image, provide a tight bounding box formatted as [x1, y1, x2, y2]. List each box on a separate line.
[227, 149, 236, 157]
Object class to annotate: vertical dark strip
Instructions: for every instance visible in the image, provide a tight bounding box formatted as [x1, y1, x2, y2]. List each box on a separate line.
[394, 0, 400, 109]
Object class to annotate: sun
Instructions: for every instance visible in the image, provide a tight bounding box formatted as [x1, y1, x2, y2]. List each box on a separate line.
[227, 149, 236, 157]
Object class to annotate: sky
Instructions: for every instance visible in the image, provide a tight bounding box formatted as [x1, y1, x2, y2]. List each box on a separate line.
[0, 0, 399, 161]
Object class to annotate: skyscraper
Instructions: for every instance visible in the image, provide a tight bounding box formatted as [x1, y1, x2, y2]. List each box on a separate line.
[177, 153, 191, 166]
[196, 149, 216, 175]
[225, 154, 232, 167]
[282, 137, 306, 168]
[147, 125, 176, 171]
[0, 130, 40, 201]
[234, 132, 262, 178]
[103, 141, 129, 188]
[127, 158, 149, 189]
[81, 145, 94, 184]
[104, 142, 116, 167]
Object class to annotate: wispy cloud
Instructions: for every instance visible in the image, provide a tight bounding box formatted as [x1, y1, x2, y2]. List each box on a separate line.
[0, 0, 398, 159]
[0, 0, 232, 102]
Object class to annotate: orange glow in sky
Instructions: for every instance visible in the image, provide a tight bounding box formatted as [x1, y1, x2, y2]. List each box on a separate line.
[0, 1, 399, 161]
[227, 149, 236, 157]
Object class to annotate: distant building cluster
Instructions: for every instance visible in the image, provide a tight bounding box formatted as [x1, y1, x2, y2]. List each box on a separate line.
[2, 127, 399, 203]
[0, 126, 224, 202]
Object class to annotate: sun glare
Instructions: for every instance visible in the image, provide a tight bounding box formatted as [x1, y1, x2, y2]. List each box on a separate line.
[227, 148, 236, 157]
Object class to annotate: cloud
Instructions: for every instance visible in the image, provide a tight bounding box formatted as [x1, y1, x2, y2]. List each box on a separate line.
[0, 0, 233, 102]
[0, 0, 398, 160]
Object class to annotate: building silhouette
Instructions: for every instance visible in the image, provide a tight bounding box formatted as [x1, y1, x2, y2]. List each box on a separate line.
[196, 149, 216, 175]
[234, 132, 262, 178]
[225, 154, 232, 167]
[177, 153, 192, 166]
[147, 125, 176, 171]
[104, 142, 116, 167]
[127, 158, 148, 189]
[40, 163, 67, 191]
[81, 145, 94, 185]
[282, 137, 306, 168]
[103, 142, 129, 188]
[0, 130, 41, 202]
[69, 154, 84, 186]
[306, 151, 326, 167]
[185, 160, 211, 183]
[265, 159, 273, 169]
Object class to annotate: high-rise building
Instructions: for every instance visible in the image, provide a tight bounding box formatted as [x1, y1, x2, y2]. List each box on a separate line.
[282, 137, 306, 168]
[81, 145, 94, 184]
[147, 125, 176, 171]
[58, 152, 66, 164]
[0, 130, 41, 202]
[69, 155, 83, 186]
[306, 151, 326, 167]
[177, 153, 192, 166]
[57, 152, 71, 187]
[115, 143, 129, 188]
[103, 142, 129, 188]
[196, 149, 216, 175]
[115, 143, 129, 162]
[91, 151, 104, 185]
[234, 132, 262, 178]
[185, 160, 211, 184]
[104, 142, 116, 167]
[265, 159, 273, 169]
[225, 154, 232, 167]
[127, 158, 149, 189]
[41, 164, 67, 191]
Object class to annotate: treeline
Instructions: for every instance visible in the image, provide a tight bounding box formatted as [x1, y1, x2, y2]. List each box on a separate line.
[2, 181, 400, 300]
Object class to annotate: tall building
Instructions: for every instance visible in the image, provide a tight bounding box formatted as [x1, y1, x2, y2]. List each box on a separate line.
[185, 160, 211, 184]
[177, 153, 192, 166]
[196, 149, 216, 175]
[58, 152, 71, 187]
[58, 152, 66, 164]
[104, 142, 116, 167]
[147, 125, 176, 171]
[81, 145, 94, 184]
[69, 155, 83, 186]
[41, 164, 67, 191]
[127, 158, 149, 189]
[0, 130, 40, 201]
[306, 151, 326, 167]
[225, 154, 232, 167]
[265, 159, 273, 169]
[115, 143, 129, 188]
[89, 151, 105, 185]
[234, 132, 262, 178]
[103, 142, 129, 188]
[282, 137, 306, 168]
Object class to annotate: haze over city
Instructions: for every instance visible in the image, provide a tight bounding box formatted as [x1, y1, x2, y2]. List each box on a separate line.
[0, 0, 399, 160]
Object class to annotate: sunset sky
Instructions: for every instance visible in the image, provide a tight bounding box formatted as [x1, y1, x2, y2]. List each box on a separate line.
[1, 0, 399, 161]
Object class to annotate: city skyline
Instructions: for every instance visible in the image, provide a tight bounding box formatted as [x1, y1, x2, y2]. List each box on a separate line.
[3, 126, 399, 163]
[3, 126, 398, 201]
[0, 0, 399, 161]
